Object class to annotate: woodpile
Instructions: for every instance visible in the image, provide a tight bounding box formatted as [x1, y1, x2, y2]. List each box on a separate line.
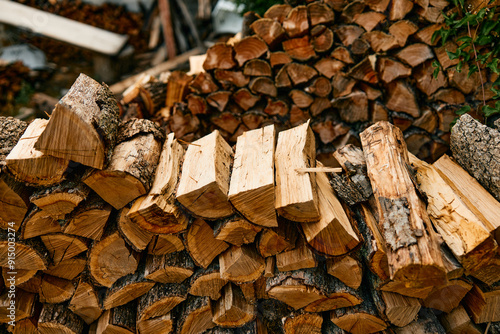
[114, 0, 499, 165]
[0, 73, 499, 333]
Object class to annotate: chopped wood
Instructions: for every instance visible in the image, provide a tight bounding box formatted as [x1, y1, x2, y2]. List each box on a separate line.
[40, 233, 88, 266]
[38, 303, 84, 334]
[413, 107, 438, 133]
[349, 56, 378, 84]
[289, 90, 314, 109]
[414, 60, 448, 96]
[439, 305, 482, 334]
[415, 23, 445, 45]
[137, 282, 188, 321]
[248, 77, 277, 97]
[128, 133, 188, 234]
[144, 250, 195, 284]
[232, 89, 260, 111]
[394, 308, 446, 334]
[396, 43, 434, 67]
[207, 91, 232, 112]
[331, 46, 354, 64]
[276, 236, 317, 272]
[176, 296, 215, 334]
[332, 91, 369, 123]
[188, 262, 228, 300]
[283, 6, 309, 38]
[165, 71, 192, 109]
[210, 112, 241, 135]
[6, 119, 68, 186]
[177, 130, 234, 219]
[275, 121, 320, 223]
[389, 0, 414, 20]
[21, 206, 61, 239]
[214, 216, 262, 246]
[385, 80, 420, 117]
[360, 121, 446, 286]
[117, 208, 153, 252]
[332, 72, 356, 97]
[377, 57, 411, 83]
[341, 1, 366, 22]
[220, 244, 265, 283]
[148, 234, 185, 256]
[214, 70, 250, 89]
[363, 31, 400, 52]
[305, 76, 332, 97]
[96, 301, 136, 334]
[310, 97, 333, 117]
[270, 52, 293, 67]
[35, 73, 119, 169]
[434, 41, 459, 69]
[312, 27, 334, 53]
[0, 173, 32, 232]
[257, 219, 298, 257]
[388, 20, 418, 47]
[137, 313, 173, 334]
[251, 19, 286, 47]
[189, 72, 218, 95]
[43, 256, 86, 280]
[264, 4, 292, 23]
[326, 256, 363, 290]
[243, 59, 272, 77]
[203, 43, 236, 71]
[286, 63, 318, 85]
[354, 12, 386, 32]
[63, 196, 112, 240]
[186, 218, 229, 268]
[462, 284, 500, 323]
[213, 283, 256, 328]
[434, 154, 500, 242]
[39, 274, 75, 304]
[422, 279, 473, 313]
[283, 35, 317, 61]
[334, 25, 364, 46]
[234, 36, 269, 67]
[283, 312, 323, 334]
[308, 2, 335, 26]
[314, 58, 344, 79]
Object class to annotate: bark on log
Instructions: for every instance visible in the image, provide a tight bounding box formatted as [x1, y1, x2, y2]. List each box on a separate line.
[38, 303, 84, 334]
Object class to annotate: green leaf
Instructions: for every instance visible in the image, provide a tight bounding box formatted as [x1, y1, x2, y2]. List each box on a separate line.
[432, 60, 441, 78]
[482, 105, 500, 118]
[455, 105, 471, 116]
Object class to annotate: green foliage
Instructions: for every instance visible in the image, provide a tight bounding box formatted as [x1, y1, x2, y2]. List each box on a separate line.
[432, 0, 500, 123]
[233, 0, 284, 16]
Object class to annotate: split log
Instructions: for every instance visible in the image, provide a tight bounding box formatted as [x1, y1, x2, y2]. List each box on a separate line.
[439, 305, 482, 334]
[354, 12, 386, 32]
[233, 89, 260, 111]
[203, 43, 236, 71]
[433, 154, 500, 242]
[363, 31, 399, 52]
[286, 63, 318, 86]
[38, 303, 84, 334]
[312, 26, 334, 53]
[414, 60, 448, 96]
[348, 56, 378, 84]
[83, 119, 163, 209]
[228, 125, 277, 227]
[422, 279, 473, 313]
[88, 223, 139, 287]
[35, 73, 119, 169]
[331, 91, 369, 123]
[2, 267, 37, 286]
[462, 283, 500, 323]
[117, 208, 153, 252]
[377, 57, 411, 83]
[214, 216, 262, 246]
[176, 130, 234, 219]
[18, 273, 42, 294]
[234, 36, 268, 67]
[264, 4, 292, 23]
[175, 296, 215, 334]
[360, 121, 446, 287]
[385, 80, 420, 117]
[314, 59, 344, 81]
[283, 36, 316, 61]
[332, 72, 356, 98]
[326, 256, 363, 290]
[289, 90, 314, 109]
[409, 153, 497, 274]
[187, 94, 208, 115]
[137, 313, 173, 334]
[248, 77, 277, 97]
[251, 19, 286, 47]
[96, 301, 136, 334]
[389, 0, 414, 20]
[275, 121, 320, 222]
[335, 25, 364, 46]
[0, 232, 48, 270]
[0, 289, 35, 323]
[276, 236, 317, 272]
[29, 179, 90, 218]
[147, 234, 185, 256]
[214, 70, 250, 88]
[39, 274, 75, 304]
[257, 218, 298, 257]
[300, 161, 361, 256]
[432, 88, 465, 104]
[69, 274, 102, 324]
[127, 133, 188, 234]
[189, 261, 228, 300]
[189, 72, 218, 95]
[144, 250, 195, 283]
[396, 43, 434, 67]
[63, 195, 112, 240]
[137, 282, 189, 321]
[220, 244, 265, 283]
[331, 47, 354, 64]
[388, 20, 418, 47]
[43, 256, 86, 280]
[0, 173, 31, 231]
[6, 119, 69, 186]
[283, 312, 323, 334]
[21, 206, 61, 239]
[283, 6, 309, 38]
[394, 308, 446, 334]
[451, 114, 500, 202]
[213, 283, 256, 328]
[186, 218, 229, 268]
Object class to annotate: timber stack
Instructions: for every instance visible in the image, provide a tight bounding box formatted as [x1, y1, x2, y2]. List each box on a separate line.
[117, 0, 498, 164]
[0, 73, 500, 334]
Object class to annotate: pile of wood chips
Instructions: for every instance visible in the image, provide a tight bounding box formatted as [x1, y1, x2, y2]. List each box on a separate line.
[0, 72, 499, 334]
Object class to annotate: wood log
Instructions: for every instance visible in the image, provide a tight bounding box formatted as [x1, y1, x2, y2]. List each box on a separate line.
[363, 31, 399, 52]
[0, 173, 31, 232]
[451, 114, 500, 202]
[409, 153, 497, 274]
[189, 72, 218, 95]
[305, 77, 332, 98]
[207, 91, 232, 112]
[214, 70, 250, 88]
[276, 236, 317, 272]
[89, 223, 139, 287]
[96, 301, 136, 334]
[388, 20, 418, 47]
[35, 73, 119, 169]
[83, 119, 163, 209]
[331, 47, 354, 64]
[43, 256, 86, 280]
[144, 250, 195, 284]
[2, 267, 37, 287]
[213, 283, 256, 328]
[211, 112, 241, 134]
[377, 57, 411, 83]
[282, 6, 309, 38]
[187, 94, 208, 115]
[29, 179, 90, 218]
[432, 88, 465, 105]
[439, 305, 482, 334]
[0, 289, 35, 323]
[251, 19, 286, 47]
[0, 231, 48, 271]
[117, 208, 153, 252]
[300, 161, 361, 256]
[147, 234, 185, 256]
[335, 25, 364, 47]
[331, 91, 369, 123]
[422, 279, 473, 313]
[21, 206, 61, 239]
[312, 26, 334, 53]
[264, 4, 292, 23]
[396, 43, 434, 67]
[186, 218, 229, 268]
[332, 72, 356, 98]
[462, 283, 500, 323]
[257, 218, 298, 257]
[326, 256, 363, 290]
[62, 195, 112, 240]
[175, 295, 215, 334]
[18, 273, 42, 294]
[283, 36, 317, 61]
[39, 274, 75, 304]
[188, 261, 227, 301]
[414, 60, 448, 96]
[234, 36, 268, 67]
[165, 71, 192, 110]
[38, 303, 84, 334]
[220, 244, 265, 283]
[434, 154, 500, 242]
[243, 60, 272, 78]
[267, 266, 362, 311]
[275, 121, 320, 223]
[137, 281, 188, 321]
[354, 12, 386, 32]
[137, 313, 173, 334]
[283, 311, 323, 334]
[394, 308, 446, 334]
[127, 133, 188, 234]
[248, 77, 277, 97]
[6, 119, 68, 186]
[360, 121, 446, 287]
[389, 0, 414, 20]
[214, 216, 262, 246]
[270, 52, 293, 68]
[203, 43, 236, 71]
[348, 56, 378, 84]
[177, 130, 234, 219]
[7, 316, 41, 334]
[228, 125, 277, 227]
[69, 274, 102, 324]
[385, 80, 420, 117]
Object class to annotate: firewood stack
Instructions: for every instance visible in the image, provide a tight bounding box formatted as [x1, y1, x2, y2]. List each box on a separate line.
[1, 73, 499, 334]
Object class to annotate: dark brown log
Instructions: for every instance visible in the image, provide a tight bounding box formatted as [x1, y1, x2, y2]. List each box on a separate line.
[243, 59, 272, 77]
[308, 2, 335, 26]
[331, 46, 354, 64]
[351, 37, 371, 55]
[187, 94, 208, 115]
[434, 41, 459, 69]
[389, 0, 414, 20]
[388, 20, 418, 47]
[251, 19, 286, 47]
[211, 112, 241, 134]
[207, 91, 232, 112]
[312, 27, 334, 53]
[35, 73, 119, 169]
[283, 6, 309, 38]
[341, 0, 366, 22]
[96, 301, 136, 334]
[168, 103, 200, 141]
[138, 281, 188, 321]
[264, 4, 292, 23]
[283, 35, 317, 61]
[396, 43, 434, 67]
[310, 97, 332, 117]
[314, 58, 344, 79]
[186, 218, 230, 268]
[354, 12, 386, 32]
[270, 52, 293, 68]
[233, 89, 260, 111]
[332, 72, 356, 98]
[286, 63, 318, 85]
[289, 90, 314, 108]
[265, 98, 289, 116]
[312, 120, 349, 143]
[363, 31, 399, 52]
[305, 77, 332, 97]
[385, 80, 420, 117]
[38, 303, 84, 334]
[213, 283, 256, 328]
[249, 77, 277, 97]
[234, 37, 269, 67]
[414, 60, 448, 96]
[334, 25, 364, 46]
[203, 43, 236, 71]
[144, 250, 195, 284]
[189, 72, 218, 95]
[348, 56, 378, 84]
[176, 296, 215, 334]
[165, 71, 192, 110]
[377, 57, 411, 83]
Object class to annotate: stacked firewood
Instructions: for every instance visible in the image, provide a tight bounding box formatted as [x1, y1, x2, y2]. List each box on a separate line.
[0, 74, 499, 334]
[118, 0, 498, 163]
